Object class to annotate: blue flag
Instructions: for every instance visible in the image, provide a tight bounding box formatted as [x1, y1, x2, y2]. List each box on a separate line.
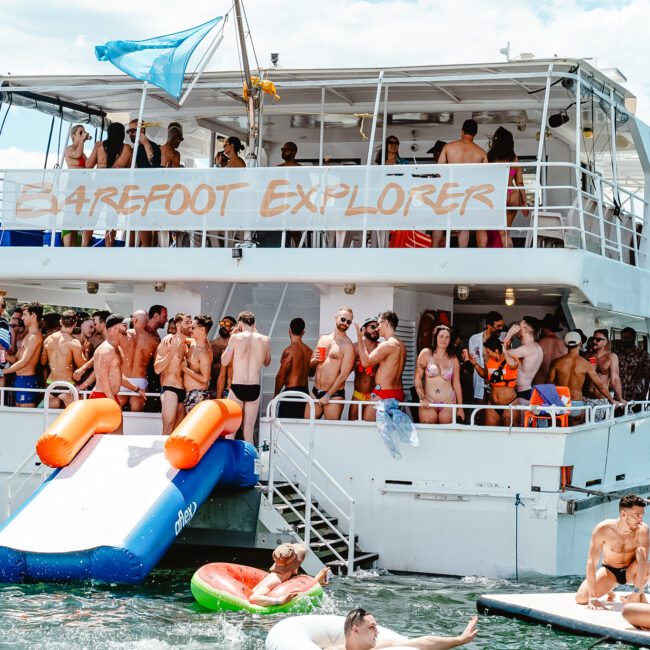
[95, 16, 223, 99]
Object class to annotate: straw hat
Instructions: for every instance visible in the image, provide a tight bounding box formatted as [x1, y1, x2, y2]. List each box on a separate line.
[270, 543, 307, 574]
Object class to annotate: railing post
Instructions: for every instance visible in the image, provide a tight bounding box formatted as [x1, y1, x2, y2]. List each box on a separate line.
[304, 401, 315, 548]
[347, 502, 356, 575]
[596, 178, 607, 257]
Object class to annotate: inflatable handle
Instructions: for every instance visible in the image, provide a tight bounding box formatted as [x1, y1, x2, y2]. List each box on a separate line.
[165, 399, 242, 469]
[36, 398, 122, 468]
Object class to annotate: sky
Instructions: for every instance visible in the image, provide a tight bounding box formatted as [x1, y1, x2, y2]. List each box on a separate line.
[0, 0, 648, 167]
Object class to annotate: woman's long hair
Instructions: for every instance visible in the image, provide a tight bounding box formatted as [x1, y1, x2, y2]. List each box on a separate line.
[103, 122, 125, 168]
[487, 126, 516, 163]
[374, 136, 400, 165]
[429, 325, 452, 357]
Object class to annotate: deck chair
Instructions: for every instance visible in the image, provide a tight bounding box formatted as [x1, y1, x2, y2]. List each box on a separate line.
[523, 385, 572, 428]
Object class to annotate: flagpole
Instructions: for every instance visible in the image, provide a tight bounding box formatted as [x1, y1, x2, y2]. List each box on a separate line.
[178, 31, 225, 106]
[234, 0, 257, 167]
[128, 80, 148, 248]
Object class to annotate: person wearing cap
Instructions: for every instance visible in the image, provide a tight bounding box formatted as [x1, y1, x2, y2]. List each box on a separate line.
[248, 543, 328, 607]
[547, 331, 617, 423]
[532, 313, 567, 386]
[161, 122, 183, 168]
[349, 317, 380, 422]
[89, 314, 146, 432]
[210, 316, 236, 397]
[433, 119, 488, 249]
[274, 317, 313, 419]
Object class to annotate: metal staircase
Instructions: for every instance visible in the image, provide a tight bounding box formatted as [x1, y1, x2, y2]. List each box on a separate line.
[263, 393, 379, 575]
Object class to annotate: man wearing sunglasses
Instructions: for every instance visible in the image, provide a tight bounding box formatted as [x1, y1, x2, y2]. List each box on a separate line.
[585, 330, 624, 404]
[309, 307, 356, 420]
[211, 316, 236, 397]
[324, 607, 478, 650]
[349, 317, 380, 422]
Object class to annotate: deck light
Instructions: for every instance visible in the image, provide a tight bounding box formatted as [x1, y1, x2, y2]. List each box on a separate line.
[457, 285, 470, 301]
[504, 288, 515, 307]
[86, 281, 99, 295]
[343, 283, 356, 295]
[232, 247, 243, 259]
[154, 281, 166, 293]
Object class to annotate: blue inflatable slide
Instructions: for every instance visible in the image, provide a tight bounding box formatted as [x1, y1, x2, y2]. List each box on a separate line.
[0, 434, 258, 584]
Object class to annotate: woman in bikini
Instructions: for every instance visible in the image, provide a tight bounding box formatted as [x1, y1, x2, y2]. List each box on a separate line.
[468, 334, 518, 426]
[86, 122, 132, 247]
[62, 125, 91, 247]
[487, 127, 529, 248]
[415, 325, 464, 424]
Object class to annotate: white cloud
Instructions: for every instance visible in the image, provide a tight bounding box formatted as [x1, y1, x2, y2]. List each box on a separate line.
[0, 147, 57, 169]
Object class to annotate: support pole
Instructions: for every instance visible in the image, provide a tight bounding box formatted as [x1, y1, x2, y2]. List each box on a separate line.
[533, 64, 554, 249]
[234, 0, 257, 167]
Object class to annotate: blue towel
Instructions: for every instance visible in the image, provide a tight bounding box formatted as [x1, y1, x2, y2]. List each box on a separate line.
[534, 384, 564, 407]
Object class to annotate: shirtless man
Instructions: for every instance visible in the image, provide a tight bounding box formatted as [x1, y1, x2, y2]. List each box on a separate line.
[118, 310, 158, 412]
[277, 141, 301, 167]
[1, 302, 44, 408]
[248, 543, 328, 607]
[41, 310, 86, 408]
[532, 314, 567, 386]
[147, 305, 168, 342]
[355, 311, 406, 416]
[220, 311, 271, 443]
[90, 315, 145, 434]
[90, 310, 110, 352]
[349, 317, 380, 422]
[154, 312, 193, 435]
[161, 122, 183, 168]
[210, 315, 236, 398]
[576, 493, 650, 609]
[586, 329, 624, 403]
[433, 118, 488, 249]
[324, 608, 477, 650]
[182, 315, 214, 413]
[274, 317, 313, 419]
[502, 316, 543, 402]
[309, 307, 356, 421]
[547, 331, 617, 423]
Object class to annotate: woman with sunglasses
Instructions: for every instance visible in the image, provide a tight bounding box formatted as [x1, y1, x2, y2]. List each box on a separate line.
[374, 136, 408, 165]
[415, 325, 464, 424]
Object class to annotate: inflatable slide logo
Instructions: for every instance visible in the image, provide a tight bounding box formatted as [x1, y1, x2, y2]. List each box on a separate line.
[174, 501, 197, 536]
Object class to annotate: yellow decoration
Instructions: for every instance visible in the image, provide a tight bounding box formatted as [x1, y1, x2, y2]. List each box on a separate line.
[243, 76, 280, 102]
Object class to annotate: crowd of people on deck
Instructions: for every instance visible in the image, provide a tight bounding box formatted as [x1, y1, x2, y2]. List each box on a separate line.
[58, 117, 529, 250]
[1, 295, 648, 437]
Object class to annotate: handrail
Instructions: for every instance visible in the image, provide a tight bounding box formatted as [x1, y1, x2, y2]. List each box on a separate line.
[266, 391, 356, 574]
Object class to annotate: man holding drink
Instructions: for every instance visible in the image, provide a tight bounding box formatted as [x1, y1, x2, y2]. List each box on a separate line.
[308, 307, 356, 421]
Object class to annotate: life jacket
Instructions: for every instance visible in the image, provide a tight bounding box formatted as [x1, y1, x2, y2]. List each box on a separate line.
[487, 358, 517, 387]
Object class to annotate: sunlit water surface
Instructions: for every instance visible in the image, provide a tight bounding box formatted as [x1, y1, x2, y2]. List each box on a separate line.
[0, 570, 633, 649]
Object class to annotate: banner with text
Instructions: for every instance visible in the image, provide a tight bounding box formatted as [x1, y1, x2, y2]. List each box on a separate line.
[1, 164, 508, 231]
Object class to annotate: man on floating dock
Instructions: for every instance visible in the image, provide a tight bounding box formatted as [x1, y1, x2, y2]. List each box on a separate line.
[576, 493, 650, 609]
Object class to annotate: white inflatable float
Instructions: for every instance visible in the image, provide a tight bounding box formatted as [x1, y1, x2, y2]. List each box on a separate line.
[478, 592, 650, 647]
[265, 614, 410, 650]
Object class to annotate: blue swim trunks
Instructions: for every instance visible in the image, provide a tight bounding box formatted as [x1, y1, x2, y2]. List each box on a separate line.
[14, 375, 39, 405]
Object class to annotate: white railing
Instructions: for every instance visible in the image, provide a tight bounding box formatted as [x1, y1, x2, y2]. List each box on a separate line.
[4, 382, 78, 518]
[0, 162, 645, 268]
[266, 391, 356, 574]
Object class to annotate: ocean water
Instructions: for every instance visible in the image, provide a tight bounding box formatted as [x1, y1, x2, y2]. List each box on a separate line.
[0, 569, 631, 649]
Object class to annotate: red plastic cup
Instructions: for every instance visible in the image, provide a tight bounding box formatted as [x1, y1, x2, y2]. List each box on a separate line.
[317, 346, 327, 362]
[588, 356, 597, 367]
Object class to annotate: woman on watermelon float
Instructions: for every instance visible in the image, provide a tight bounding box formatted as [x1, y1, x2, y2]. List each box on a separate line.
[249, 543, 329, 607]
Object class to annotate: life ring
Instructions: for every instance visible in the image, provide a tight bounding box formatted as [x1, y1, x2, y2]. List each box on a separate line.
[191, 562, 323, 614]
[265, 614, 410, 650]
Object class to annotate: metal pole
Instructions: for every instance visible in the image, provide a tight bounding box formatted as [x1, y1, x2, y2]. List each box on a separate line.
[533, 64, 554, 248]
[178, 32, 225, 106]
[319, 87, 325, 166]
[304, 398, 315, 549]
[381, 86, 388, 163]
[366, 70, 385, 165]
[208, 131, 216, 168]
[234, 0, 257, 166]
[131, 81, 148, 170]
